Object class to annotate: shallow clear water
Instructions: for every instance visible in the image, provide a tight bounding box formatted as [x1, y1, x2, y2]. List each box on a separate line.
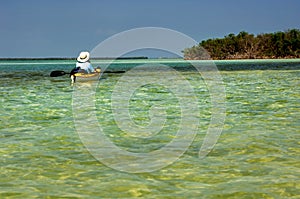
[0, 59, 299, 198]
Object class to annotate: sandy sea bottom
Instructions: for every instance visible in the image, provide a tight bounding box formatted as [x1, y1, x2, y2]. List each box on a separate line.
[0, 59, 299, 198]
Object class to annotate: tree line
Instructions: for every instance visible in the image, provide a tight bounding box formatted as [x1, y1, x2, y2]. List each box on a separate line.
[183, 29, 300, 60]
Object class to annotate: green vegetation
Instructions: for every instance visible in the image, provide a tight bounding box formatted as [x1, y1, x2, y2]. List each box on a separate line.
[183, 29, 300, 60]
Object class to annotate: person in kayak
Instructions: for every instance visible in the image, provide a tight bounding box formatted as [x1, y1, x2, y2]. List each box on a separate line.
[70, 51, 95, 83]
[76, 51, 95, 73]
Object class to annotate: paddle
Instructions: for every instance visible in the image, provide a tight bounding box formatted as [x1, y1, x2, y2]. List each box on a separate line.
[50, 70, 126, 77]
[50, 70, 70, 77]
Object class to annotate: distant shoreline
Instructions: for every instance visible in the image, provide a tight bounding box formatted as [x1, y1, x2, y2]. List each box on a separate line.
[0, 57, 298, 71]
[0, 56, 148, 61]
[1, 57, 300, 61]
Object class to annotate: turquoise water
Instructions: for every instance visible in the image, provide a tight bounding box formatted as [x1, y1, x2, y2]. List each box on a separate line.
[0, 59, 299, 198]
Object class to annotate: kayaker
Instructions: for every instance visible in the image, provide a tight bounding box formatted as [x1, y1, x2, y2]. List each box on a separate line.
[70, 51, 95, 83]
[76, 51, 95, 73]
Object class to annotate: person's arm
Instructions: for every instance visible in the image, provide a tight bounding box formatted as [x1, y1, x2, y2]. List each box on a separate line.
[88, 62, 95, 73]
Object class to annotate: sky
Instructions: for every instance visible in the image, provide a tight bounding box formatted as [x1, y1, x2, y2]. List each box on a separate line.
[1, 0, 299, 58]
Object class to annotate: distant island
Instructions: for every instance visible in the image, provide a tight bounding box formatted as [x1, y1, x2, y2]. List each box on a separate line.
[183, 29, 300, 60]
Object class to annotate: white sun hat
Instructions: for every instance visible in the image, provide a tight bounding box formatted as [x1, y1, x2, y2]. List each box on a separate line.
[77, 51, 90, 62]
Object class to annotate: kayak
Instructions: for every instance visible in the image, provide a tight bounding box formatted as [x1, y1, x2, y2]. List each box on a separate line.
[50, 68, 125, 83]
[73, 71, 101, 82]
[70, 67, 101, 83]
